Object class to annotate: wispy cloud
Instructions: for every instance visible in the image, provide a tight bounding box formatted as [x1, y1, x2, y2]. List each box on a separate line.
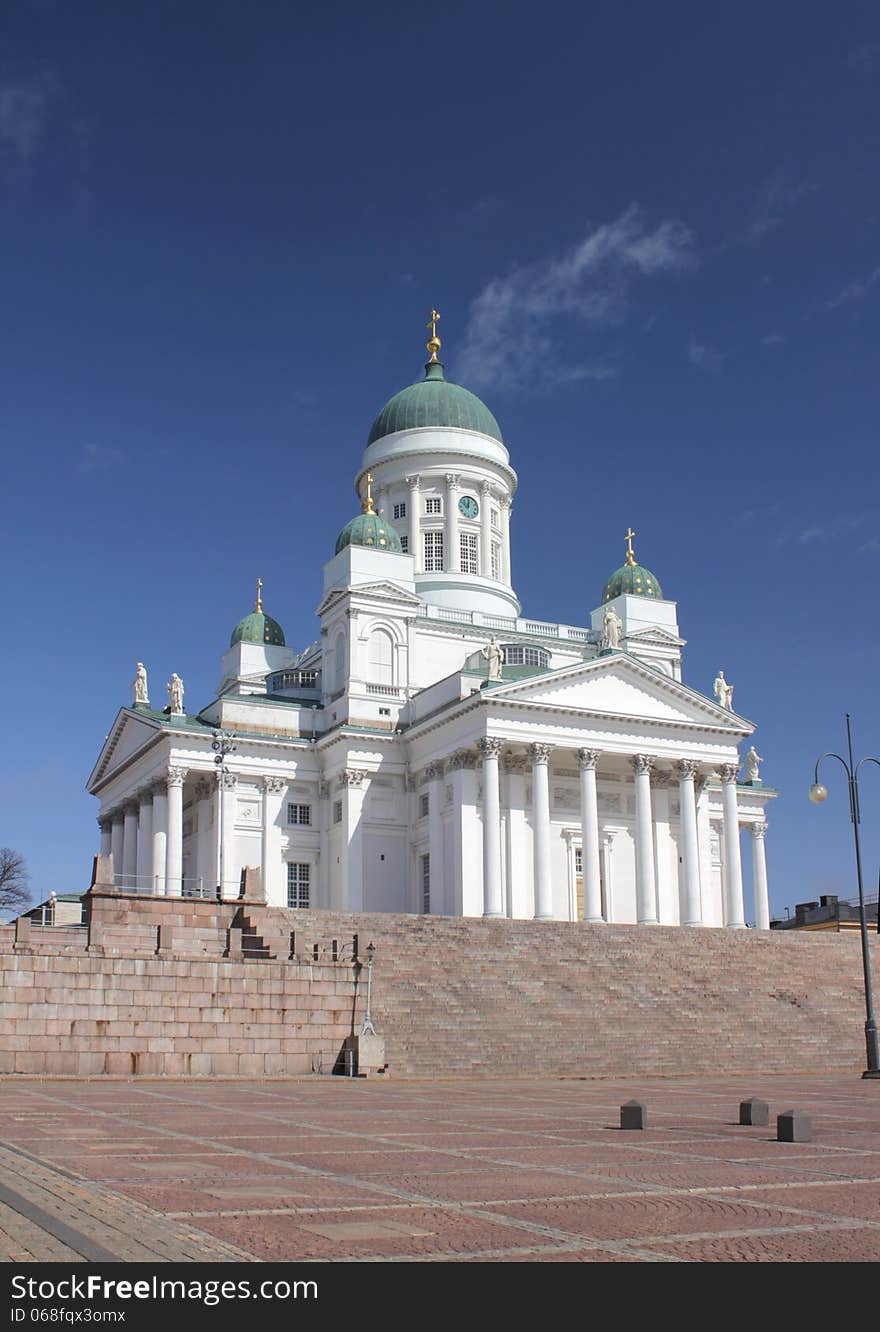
[736, 503, 781, 525]
[457, 205, 696, 390]
[0, 67, 61, 162]
[859, 535, 880, 554]
[77, 444, 125, 473]
[826, 265, 880, 310]
[687, 336, 725, 373]
[779, 514, 872, 546]
[761, 332, 786, 347]
[746, 169, 816, 243]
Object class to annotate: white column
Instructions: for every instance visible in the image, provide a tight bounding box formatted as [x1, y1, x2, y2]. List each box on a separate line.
[500, 496, 512, 584]
[341, 769, 367, 910]
[676, 759, 703, 926]
[445, 473, 460, 572]
[98, 818, 112, 859]
[136, 792, 153, 890]
[110, 812, 124, 881]
[151, 784, 167, 895]
[217, 771, 238, 900]
[530, 743, 553, 920]
[317, 778, 329, 909]
[262, 776, 286, 905]
[192, 779, 213, 895]
[750, 821, 770, 930]
[720, 763, 746, 928]
[632, 755, 659, 924]
[165, 767, 186, 896]
[480, 481, 493, 578]
[122, 802, 139, 886]
[578, 749, 603, 922]
[478, 739, 503, 918]
[504, 755, 530, 918]
[426, 761, 446, 915]
[407, 476, 421, 571]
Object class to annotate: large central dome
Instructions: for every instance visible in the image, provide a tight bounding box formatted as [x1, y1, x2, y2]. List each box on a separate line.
[367, 361, 504, 446]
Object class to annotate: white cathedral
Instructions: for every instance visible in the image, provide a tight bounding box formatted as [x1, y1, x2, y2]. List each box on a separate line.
[88, 317, 775, 929]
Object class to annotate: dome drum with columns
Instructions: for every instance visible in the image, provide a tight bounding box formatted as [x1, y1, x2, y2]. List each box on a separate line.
[87, 313, 776, 931]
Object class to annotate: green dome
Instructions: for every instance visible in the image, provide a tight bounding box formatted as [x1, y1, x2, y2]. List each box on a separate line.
[367, 361, 504, 446]
[602, 561, 663, 603]
[230, 610, 286, 648]
[336, 510, 403, 555]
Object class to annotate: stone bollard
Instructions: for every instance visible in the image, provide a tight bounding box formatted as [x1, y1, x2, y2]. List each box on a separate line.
[739, 1097, 770, 1126]
[777, 1110, 812, 1143]
[620, 1100, 647, 1130]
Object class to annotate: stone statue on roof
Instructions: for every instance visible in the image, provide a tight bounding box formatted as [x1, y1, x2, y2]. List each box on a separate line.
[167, 673, 185, 716]
[131, 662, 149, 706]
[481, 636, 504, 681]
[602, 604, 623, 650]
[714, 670, 734, 710]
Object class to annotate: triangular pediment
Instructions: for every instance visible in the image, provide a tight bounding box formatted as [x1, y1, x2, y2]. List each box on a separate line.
[624, 626, 686, 647]
[316, 581, 422, 618]
[87, 708, 164, 790]
[486, 654, 751, 730]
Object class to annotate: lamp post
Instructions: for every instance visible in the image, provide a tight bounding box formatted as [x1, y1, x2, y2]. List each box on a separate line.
[212, 729, 236, 900]
[361, 941, 376, 1036]
[809, 713, 879, 1078]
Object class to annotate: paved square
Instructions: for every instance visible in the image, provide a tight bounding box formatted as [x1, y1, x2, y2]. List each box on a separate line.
[0, 1074, 876, 1262]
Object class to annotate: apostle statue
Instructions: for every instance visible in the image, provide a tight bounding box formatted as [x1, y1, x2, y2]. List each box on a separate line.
[131, 662, 149, 706]
[713, 670, 734, 710]
[167, 673, 185, 716]
[481, 636, 504, 681]
[602, 604, 623, 650]
[745, 745, 763, 783]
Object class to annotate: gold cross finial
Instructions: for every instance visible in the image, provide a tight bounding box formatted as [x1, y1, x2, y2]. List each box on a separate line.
[426, 308, 442, 362]
[624, 527, 636, 566]
[255, 577, 263, 613]
[363, 472, 375, 515]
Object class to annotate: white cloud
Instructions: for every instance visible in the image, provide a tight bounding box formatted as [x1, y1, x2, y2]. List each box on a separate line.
[796, 514, 870, 544]
[687, 337, 725, 373]
[826, 266, 880, 310]
[456, 205, 696, 389]
[77, 444, 125, 473]
[0, 68, 60, 161]
[746, 169, 816, 244]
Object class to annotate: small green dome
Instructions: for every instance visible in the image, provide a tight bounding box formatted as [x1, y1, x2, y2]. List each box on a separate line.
[230, 610, 286, 648]
[603, 561, 663, 602]
[367, 361, 504, 446]
[335, 510, 403, 555]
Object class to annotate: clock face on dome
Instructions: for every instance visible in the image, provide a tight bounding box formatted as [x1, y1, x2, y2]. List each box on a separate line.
[459, 495, 479, 520]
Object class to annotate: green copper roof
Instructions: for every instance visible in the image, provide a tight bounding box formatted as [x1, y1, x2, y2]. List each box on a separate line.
[367, 361, 504, 446]
[602, 562, 663, 603]
[230, 610, 286, 648]
[335, 510, 403, 555]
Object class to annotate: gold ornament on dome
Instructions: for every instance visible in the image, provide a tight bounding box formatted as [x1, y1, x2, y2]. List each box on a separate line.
[426, 308, 441, 362]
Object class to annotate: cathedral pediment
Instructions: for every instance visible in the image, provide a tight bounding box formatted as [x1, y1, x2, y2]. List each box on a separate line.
[624, 626, 686, 647]
[315, 581, 423, 617]
[487, 654, 751, 731]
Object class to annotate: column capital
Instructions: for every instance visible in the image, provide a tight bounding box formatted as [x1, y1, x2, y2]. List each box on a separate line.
[676, 759, 700, 781]
[529, 742, 552, 765]
[477, 737, 503, 760]
[445, 472, 461, 490]
[97, 815, 111, 831]
[137, 787, 155, 805]
[406, 474, 420, 491]
[263, 775, 286, 794]
[122, 797, 139, 814]
[631, 754, 655, 777]
[748, 820, 768, 839]
[216, 769, 237, 791]
[719, 763, 740, 785]
[451, 748, 478, 770]
[498, 494, 511, 511]
[167, 766, 187, 788]
[577, 748, 601, 771]
[480, 479, 493, 496]
[424, 760, 446, 781]
[341, 768, 367, 787]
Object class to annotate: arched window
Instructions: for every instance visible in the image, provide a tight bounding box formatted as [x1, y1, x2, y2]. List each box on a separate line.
[367, 629, 393, 685]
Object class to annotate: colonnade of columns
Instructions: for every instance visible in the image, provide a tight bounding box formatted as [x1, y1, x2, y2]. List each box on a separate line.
[401, 473, 512, 581]
[98, 769, 288, 900]
[470, 742, 770, 929]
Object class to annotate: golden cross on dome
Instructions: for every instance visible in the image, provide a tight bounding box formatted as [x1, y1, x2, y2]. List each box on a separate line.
[624, 527, 636, 566]
[255, 577, 263, 613]
[363, 472, 375, 515]
[426, 308, 442, 362]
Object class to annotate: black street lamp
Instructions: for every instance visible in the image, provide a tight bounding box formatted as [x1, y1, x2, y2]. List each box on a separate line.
[809, 714, 879, 1079]
[212, 729, 237, 900]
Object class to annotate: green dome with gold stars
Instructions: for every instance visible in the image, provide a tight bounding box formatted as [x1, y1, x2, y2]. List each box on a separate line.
[230, 580, 286, 647]
[602, 529, 663, 602]
[335, 474, 403, 555]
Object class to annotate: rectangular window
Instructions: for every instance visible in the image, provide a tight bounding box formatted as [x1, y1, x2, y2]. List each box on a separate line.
[393, 502, 406, 520]
[287, 862, 310, 909]
[399, 535, 408, 553]
[333, 800, 343, 824]
[425, 497, 442, 515]
[378, 706, 391, 716]
[287, 803, 311, 826]
[460, 532, 478, 574]
[491, 542, 501, 581]
[419, 792, 429, 819]
[491, 508, 500, 530]
[421, 853, 430, 914]
[575, 846, 583, 875]
[424, 530, 444, 571]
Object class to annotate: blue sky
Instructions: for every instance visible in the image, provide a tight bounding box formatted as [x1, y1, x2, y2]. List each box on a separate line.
[2, 1, 879, 920]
